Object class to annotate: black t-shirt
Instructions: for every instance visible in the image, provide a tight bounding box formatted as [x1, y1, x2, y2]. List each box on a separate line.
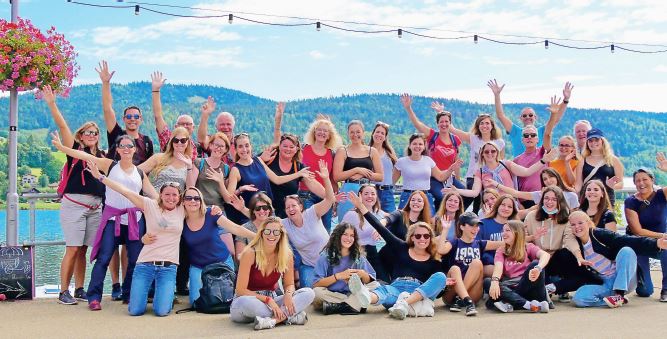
[64, 141, 106, 197]
[384, 210, 421, 241]
[590, 209, 616, 229]
[267, 159, 304, 218]
[106, 123, 155, 165]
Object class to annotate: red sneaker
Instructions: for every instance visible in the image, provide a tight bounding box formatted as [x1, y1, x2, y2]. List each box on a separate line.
[603, 295, 624, 308]
[88, 300, 102, 311]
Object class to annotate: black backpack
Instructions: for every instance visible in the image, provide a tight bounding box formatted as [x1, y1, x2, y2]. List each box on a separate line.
[178, 262, 236, 314]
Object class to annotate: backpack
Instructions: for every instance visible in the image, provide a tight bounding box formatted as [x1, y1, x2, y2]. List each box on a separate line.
[428, 131, 459, 155]
[57, 145, 85, 198]
[189, 262, 236, 314]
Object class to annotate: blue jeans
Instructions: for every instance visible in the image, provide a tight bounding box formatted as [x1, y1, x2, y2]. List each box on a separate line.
[377, 186, 396, 213]
[429, 177, 465, 212]
[372, 272, 447, 309]
[298, 264, 316, 288]
[87, 218, 145, 303]
[573, 247, 638, 307]
[398, 191, 435, 215]
[337, 182, 360, 223]
[299, 190, 332, 233]
[128, 263, 177, 316]
[188, 257, 234, 305]
[635, 249, 667, 297]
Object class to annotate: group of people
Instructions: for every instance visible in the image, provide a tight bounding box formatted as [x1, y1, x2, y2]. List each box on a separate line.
[49, 61, 667, 330]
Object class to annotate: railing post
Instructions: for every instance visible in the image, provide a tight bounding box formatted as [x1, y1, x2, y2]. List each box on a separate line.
[29, 198, 36, 244]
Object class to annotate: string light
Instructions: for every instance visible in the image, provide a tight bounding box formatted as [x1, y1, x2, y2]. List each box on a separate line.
[66, 1, 667, 54]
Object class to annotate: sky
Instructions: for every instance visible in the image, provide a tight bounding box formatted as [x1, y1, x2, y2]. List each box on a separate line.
[4, 0, 667, 112]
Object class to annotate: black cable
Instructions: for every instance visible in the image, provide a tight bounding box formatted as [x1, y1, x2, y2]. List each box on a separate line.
[320, 23, 395, 34]
[615, 45, 667, 54]
[70, 1, 133, 9]
[478, 36, 541, 45]
[549, 41, 610, 50]
[235, 16, 314, 27]
[403, 30, 472, 40]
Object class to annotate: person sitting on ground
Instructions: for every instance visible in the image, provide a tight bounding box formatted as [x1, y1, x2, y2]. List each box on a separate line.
[578, 180, 616, 231]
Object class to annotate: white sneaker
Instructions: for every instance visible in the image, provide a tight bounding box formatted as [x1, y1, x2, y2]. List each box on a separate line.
[410, 298, 435, 317]
[348, 273, 372, 308]
[254, 316, 276, 330]
[493, 301, 514, 313]
[286, 311, 308, 325]
[388, 299, 409, 320]
[539, 301, 550, 313]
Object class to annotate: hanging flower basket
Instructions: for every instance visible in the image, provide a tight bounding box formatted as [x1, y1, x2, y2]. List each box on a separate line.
[0, 17, 79, 97]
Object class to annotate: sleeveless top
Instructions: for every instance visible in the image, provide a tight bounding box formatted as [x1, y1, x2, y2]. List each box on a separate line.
[268, 159, 304, 218]
[182, 208, 230, 268]
[342, 146, 373, 172]
[374, 152, 394, 185]
[106, 162, 143, 224]
[247, 263, 281, 291]
[152, 165, 188, 192]
[226, 157, 272, 224]
[582, 159, 616, 204]
[194, 158, 228, 208]
[298, 144, 334, 191]
[64, 141, 106, 197]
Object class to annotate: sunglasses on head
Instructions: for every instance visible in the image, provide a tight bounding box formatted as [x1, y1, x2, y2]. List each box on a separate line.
[262, 229, 282, 236]
[124, 114, 140, 120]
[483, 149, 498, 154]
[117, 144, 135, 149]
[172, 137, 189, 144]
[163, 182, 181, 189]
[183, 195, 202, 202]
[254, 205, 271, 212]
[81, 130, 99, 136]
[521, 113, 535, 118]
[522, 133, 537, 138]
[413, 233, 431, 240]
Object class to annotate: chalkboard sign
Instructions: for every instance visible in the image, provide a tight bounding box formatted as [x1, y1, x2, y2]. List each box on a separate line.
[0, 245, 34, 300]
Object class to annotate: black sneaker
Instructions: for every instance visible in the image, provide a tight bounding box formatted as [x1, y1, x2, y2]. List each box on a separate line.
[558, 293, 570, 303]
[660, 290, 667, 302]
[322, 301, 359, 315]
[464, 300, 478, 316]
[449, 297, 463, 312]
[74, 287, 87, 301]
[58, 290, 77, 305]
[111, 283, 122, 301]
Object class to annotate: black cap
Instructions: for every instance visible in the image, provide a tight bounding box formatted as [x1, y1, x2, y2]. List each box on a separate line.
[458, 211, 482, 226]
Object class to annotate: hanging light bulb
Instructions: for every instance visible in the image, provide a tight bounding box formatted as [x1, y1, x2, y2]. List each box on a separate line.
[474, 34, 478, 44]
[544, 40, 549, 49]
[134, 5, 140, 15]
[228, 14, 233, 24]
[398, 28, 402, 39]
[316, 22, 321, 31]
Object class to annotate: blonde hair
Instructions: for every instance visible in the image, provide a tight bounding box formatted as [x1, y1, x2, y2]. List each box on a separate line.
[303, 117, 342, 150]
[73, 121, 101, 154]
[503, 220, 527, 262]
[582, 137, 615, 166]
[405, 222, 440, 260]
[558, 135, 580, 160]
[568, 210, 594, 228]
[153, 127, 193, 179]
[243, 217, 292, 275]
[183, 186, 206, 217]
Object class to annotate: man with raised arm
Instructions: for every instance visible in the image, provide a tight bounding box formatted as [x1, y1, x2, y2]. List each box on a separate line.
[488, 80, 573, 157]
[197, 98, 239, 165]
[98, 61, 154, 165]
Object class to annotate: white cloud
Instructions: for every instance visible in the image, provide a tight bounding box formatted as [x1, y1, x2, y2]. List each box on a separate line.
[654, 65, 667, 73]
[80, 45, 247, 68]
[308, 50, 328, 59]
[416, 47, 435, 56]
[554, 75, 599, 83]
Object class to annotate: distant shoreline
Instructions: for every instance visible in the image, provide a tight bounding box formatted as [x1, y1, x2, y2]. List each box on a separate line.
[0, 202, 61, 211]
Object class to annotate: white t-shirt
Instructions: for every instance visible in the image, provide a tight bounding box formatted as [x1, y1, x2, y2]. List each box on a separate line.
[106, 163, 143, 224]
[137, 198, 185, 264]
[465, 135, 506, 179]
[341, 209, 387, 246]
[395, 156, 436, 191]
[282, 206, 329, 267]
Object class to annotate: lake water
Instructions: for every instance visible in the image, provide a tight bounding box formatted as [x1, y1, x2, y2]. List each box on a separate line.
[0, 210, 115, 293]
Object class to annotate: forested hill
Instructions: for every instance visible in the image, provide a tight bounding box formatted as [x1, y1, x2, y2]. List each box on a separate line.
[2, 82, 666, 173]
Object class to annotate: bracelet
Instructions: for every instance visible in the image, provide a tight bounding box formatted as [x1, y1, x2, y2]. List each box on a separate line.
[263, 295, 272, 304]
[98, 175, 106, 182]
[540, 159, 546, 164]
[495, 183, 499, 188]
[491, 277, 500, 282]
[333, 273, 338, 281]
[534, 265, 543, 272]
[152, 90, 160, 93]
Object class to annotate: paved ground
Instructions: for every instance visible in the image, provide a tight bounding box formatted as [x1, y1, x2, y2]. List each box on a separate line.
[1, 273, 664, 339]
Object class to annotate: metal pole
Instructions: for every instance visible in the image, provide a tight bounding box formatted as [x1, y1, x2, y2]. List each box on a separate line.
[5, 0, 20, 246]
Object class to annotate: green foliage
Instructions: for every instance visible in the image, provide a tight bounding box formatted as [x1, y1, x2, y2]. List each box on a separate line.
[38, 174, 49, 187]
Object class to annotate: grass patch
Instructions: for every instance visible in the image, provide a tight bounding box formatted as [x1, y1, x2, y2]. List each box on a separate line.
[0, 201, 61, 210]
[52, 151, 66, 163]
[30, 168, 43, 176]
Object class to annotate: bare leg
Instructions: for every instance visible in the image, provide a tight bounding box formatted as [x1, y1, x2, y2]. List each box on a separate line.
[463, 259, 484, 302]
[60, 246, 79, 292]
[110, 248, 120, 285]
[449, 266, 470, 299]
[404, 291, 424, 305]
[73, 246, 88, 289]
[483, 265, 495, 277]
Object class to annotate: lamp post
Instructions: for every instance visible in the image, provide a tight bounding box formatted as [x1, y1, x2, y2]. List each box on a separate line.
[6, 0, 20, 246]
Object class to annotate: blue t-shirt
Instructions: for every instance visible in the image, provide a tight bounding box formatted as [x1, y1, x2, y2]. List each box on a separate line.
[447, 238, 487, 271]
[313, 253, 376, 294]
[477, 218, 504, 242]
[508, 123, 545, 158]
[624, 189, 667, 234]
[182, 208, 230, 268]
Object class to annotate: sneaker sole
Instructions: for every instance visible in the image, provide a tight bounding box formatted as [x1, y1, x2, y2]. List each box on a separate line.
[389, 307, 407, 320]
[465, 310, 478, 316]
[603, 299, 621, 308]
[58, 300, 78, 305]
[493, 302, 511, 313]
[348, 275, 371, 308]
[449, 307, 462, 312]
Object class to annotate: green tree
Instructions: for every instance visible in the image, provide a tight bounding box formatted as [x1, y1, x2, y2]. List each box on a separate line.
[18, 165, 31, 177]
[39, 175, 49, 187]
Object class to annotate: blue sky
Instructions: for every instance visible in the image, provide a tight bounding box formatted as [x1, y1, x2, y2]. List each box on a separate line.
[5, 0, 667, 112]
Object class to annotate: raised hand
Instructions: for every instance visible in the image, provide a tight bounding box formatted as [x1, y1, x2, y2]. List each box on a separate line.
[205, 167, 225, 183]
[41, 85, 56, 104]
[534, 226, 548, 240]
[605, 176, 621, 189]
[95, 60, 115, 83]
[562, 82, 574, 101]
[449, 158, 464, 172]
[564, 150, 577, 161]
[201, 96, 216, 116]
[315, 159, 329, 179]
[275, 102, 285, 119]
[656, 152, 667, 172]
[151, 71, 166, 91]
[238, 184, 258, 194]
[487, 79, 505, 96]
[210, 205, 223, 216]
[346, 191, 363, 209]
[229, 194, 246, 212]
[541, 148, 558, 163]
[174, 152, 193, 168]
[297, 167, 314, 180]
[430, 101, 445, 113]
[50, 131, 63, 150]
[547, 95, 562, 114]
[440, 215, 453, 234]
[335, 192, 348, 203]
[400, 93, 412, 110]
[260, 146, 277, 163]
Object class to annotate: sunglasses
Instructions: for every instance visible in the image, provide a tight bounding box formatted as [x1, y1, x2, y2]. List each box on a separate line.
[413, 233, 431, 240]
[172, 137, 189, 144]
[483, 149, 498, 155]
[163, 182, 181, 188]
[375, 121, 390, 128]
[183, 195, 202, 202]
[117, 144, 135, 149]
[522, 133, 537, 138]
[521, 113, 535, 118]
[558, 143, 573, 148]
[124, 114, 141, 120]
[262, 229, 282, 236]
[81, 130, 99, 136]
[254, 205, 271, 212]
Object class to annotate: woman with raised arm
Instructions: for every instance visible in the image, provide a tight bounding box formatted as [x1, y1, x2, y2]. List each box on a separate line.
[401, 94, 464, 209]
[478, 188, 500, 219]
[43, 86, 106, 306]
[549, 135, 579, 189]
[478, 194, 519, 277]
[348, 192, 447, 320]
[369, 121, 399, 212]
[570, 211, 667, 308]
[432, 191, 464, 241]
[341, 184, 387, 282]
[52, 132, 157, 310]
[574, 128, 624, 205]
[225, 133, 312, 224]
[312, 222, 378, 315]
[445, 142, 557, 202]
[282, 160, 335, 288]
[486, 168, 580, 209]
[138, 126, 194, 192]
[333, 120, 383, 222]
[234, 192, 275, 257]
[86, 162, 184, 317]
[438, 212, 504, 316]
[230, 216, 315, 330]
[298, 115, 342, 232]
[393, 133, 463, 213]
[624, 166, 667, 301]
[579, 180, 616, 231]
[179, 187, 256, 306]
[487, 220, 551, 313]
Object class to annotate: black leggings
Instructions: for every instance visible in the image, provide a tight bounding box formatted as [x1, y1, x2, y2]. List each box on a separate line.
[545, 249, 602, 294]
[486, 261, 547, 309]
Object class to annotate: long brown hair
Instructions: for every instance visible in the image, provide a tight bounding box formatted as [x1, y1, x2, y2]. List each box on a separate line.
[503, 220, 527, 262]
[369, 122, 398, 164]
[433, 192, 463, 236]
[354, 184, 381, 229]
[578, 180, 612, 227]
[535, 186, 570, 224]
[486, 194, 518, 220]
[470, 114, 501, 140]
[402, 190, 432, 227]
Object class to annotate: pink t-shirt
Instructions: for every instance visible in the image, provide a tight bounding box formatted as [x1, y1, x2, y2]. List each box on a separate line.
[427, 129, 461, 171]
[495, 242, 541, 279]
[137, 197, 185, 264]
[514, 146, 546, 193]
[476, 161, 515, 189]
